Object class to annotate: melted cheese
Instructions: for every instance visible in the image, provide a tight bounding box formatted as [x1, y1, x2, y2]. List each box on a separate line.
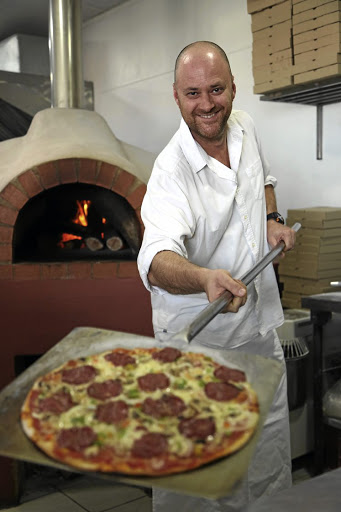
[32, 350, 259, 458]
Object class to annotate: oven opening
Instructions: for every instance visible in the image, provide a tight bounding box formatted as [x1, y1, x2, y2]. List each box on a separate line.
[13, 183, 142, 263]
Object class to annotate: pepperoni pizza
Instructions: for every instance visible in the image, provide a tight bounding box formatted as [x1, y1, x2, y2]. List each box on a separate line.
[21, 346, 259, 476]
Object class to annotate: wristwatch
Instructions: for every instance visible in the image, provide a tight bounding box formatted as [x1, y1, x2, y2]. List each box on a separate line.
[267, 212, 285, 224]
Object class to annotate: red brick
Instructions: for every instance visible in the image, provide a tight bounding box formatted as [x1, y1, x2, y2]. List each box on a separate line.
[18, 169, 44, 198]
[58, 158, 77, 184]
[0, 264, 13, 280]
[14, 264, 41, 280]
[117, 261, 139, 278]
[0, 226, 13, 244]
[68, 262, 92, 279]
[1, 183, 28, 210]
[126, 183, 146, 210]
[0, 206, 17, 226]
[0, 244, 12, 261]
[38, 162, 60, 189]
[78, 159, 97, 184]
[41, 264, 68, 280]
[112, 170, 135, 197]
[96, 162, 118, 189]
[93, 261, 118, 279]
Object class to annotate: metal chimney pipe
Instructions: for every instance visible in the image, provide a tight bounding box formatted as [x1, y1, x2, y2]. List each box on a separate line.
[49, 0, 84, 108]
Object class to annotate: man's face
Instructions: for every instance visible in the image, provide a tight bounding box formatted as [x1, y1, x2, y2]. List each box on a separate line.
[173, 50, 236, 145]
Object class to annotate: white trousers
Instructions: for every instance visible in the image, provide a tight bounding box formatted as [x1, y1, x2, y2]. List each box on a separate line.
[152, 329, 292, 512]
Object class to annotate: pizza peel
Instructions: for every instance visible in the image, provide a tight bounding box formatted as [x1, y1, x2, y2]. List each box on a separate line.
[0, 223, 300, 499]
[174, 222, 301, 344]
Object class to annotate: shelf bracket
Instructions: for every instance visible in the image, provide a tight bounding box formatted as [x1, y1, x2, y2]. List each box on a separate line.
[316, 104, 323, 160]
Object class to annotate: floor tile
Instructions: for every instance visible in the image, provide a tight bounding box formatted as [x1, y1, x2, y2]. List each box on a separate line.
[58, 476, 146, 512]
[105, 496, 152, 512]
[2, 491, 87, 512]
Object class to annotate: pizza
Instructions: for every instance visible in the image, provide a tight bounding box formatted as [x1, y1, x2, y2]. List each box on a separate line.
[21, 346, 259, 476]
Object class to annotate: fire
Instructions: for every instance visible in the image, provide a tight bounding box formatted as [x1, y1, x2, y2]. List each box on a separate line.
[58, 201, 108, 249]
[74, 200, 91, 226]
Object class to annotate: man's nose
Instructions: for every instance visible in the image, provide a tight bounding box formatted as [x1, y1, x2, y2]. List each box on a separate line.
[199, 93, 214, 111]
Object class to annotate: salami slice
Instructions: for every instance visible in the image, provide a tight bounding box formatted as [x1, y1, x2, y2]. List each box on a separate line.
[214, 366, 246, 383]
[95, 400, 129, 424]
[38, 390, 75, 414]
[87, 379, 122, 400]
[152, 347, 182, 363]
[61, 365, 97, 385]
[179, 417, 216, 440]
[205, 382, 240, 401]
[141, 394, 186, 418]
[57, 426, 97, 451]
[138, 373, 170, 392]
[105, 352, 136, 366]
[131, 432, 168, 458]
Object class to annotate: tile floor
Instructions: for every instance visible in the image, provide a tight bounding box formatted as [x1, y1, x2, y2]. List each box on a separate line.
[1, 456, 314, 512]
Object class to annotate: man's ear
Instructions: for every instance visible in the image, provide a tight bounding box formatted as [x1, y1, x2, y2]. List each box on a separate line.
[232, 76, 236, 101]
[173, 84, 180, 107]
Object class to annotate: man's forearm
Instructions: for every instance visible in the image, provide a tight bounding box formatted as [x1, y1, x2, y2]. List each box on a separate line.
[148, 250, 209, 294]
[265, 184, 277, 215]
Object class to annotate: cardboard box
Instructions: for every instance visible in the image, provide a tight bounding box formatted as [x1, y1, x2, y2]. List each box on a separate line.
[294, 21, 341, 45]
[287, 216, 341, 230]
[279, 276, 338, 294]
[281, 293, 305, 309]
[295, 242, 341, 254]
[294, 30, 341, 55]
[252, 19, 291, 41]
[247, 0, 287, 14]
[293, 44, 341, 73]
[253, 75, 293, 93]
[293, 0, 337, 15]
[294, 62, 341, 83]
[253, 47, 292, 66]
[253, 58, 293, 82]
[293, 11, 341, 35]
[287, 206, 341, 221]
[295, 233, 341, 246]
[279, 263, 341, 279]
[253, 32, 292, 54]
[293, 0, 341, 25]
[251, 1, 292, 32]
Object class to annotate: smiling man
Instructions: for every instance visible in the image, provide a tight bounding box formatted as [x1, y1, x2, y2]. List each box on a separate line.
[137, 41, 296, 512]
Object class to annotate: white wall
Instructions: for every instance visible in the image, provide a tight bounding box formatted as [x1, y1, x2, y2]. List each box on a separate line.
[82, 0, 341, 218]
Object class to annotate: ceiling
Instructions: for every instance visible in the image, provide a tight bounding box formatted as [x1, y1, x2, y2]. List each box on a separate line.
[0, 0, 128, 42]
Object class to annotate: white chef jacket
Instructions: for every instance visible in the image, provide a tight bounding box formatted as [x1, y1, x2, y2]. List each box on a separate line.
[137, 111, 292, 511]
[137, 110, 284, 348]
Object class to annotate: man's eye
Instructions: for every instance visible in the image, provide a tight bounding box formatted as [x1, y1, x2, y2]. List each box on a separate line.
[212, 88, 223, 93]
[187, 92, 198, 97]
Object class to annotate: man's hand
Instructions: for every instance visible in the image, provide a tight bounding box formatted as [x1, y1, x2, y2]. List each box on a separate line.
[203, 269, 247, 313]
[267, 221, 296, 258]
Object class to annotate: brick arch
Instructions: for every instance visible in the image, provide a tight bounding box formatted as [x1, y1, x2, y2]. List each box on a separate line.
[0, 158, 147, 278]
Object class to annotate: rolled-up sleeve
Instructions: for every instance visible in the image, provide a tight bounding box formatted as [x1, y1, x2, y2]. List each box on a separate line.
[137, 166, 195, 294]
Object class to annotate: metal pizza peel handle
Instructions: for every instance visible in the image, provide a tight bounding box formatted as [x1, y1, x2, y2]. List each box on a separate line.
[173, 223, 301, 344]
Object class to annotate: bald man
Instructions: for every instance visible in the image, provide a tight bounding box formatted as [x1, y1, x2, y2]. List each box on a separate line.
[138, 41, 295, 512]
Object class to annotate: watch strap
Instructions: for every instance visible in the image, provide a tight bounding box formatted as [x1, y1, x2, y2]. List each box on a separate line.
[267, 212, 285, 224]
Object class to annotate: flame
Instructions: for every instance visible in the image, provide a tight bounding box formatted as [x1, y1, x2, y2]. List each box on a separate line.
[74, 200, 91, 226]
[58, 201, 108, 249]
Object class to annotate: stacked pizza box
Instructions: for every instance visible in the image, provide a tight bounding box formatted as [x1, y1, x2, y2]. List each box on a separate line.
[292, 0, 341, 85]
[247, 0, 341, 94]
[248, 0, 294, 94]
[278, 207, 341, 309]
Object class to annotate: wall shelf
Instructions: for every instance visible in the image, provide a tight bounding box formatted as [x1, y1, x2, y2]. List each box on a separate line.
[259, 76, 341, 160]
